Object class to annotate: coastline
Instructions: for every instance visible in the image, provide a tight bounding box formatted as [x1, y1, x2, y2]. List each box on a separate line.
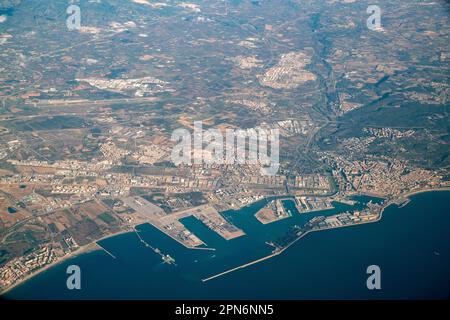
[202, 187, 450, 282]
[1, 220, 216, 296]
[398, 187, 450, 199]
[2, 187, 449, 294]
[202, 214, 383, 282]
[0, 228, 135, 296]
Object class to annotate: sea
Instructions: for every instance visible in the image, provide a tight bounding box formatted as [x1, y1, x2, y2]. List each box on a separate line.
[4, 191, 450, 299]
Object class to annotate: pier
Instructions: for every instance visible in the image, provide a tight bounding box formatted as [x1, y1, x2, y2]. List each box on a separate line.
[96, 244, 117, 259]
[202, 209, 383, 282]
[134, 228, 177, 266]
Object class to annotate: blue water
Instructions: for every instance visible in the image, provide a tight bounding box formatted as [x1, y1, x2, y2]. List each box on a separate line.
[4, 191, 450, 299]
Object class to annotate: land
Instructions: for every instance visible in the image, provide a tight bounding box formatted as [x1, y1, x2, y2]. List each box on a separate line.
[0, 0, 449, 293]
[203, 188, 449, 282]
[255, 199, 291, 225]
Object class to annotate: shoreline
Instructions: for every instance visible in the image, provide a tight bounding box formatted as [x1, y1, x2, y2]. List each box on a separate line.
[202, 187, 450, 282]
[1, 220, 216, 296]
[0, 242, 100, 296]
[2, 187, 449, 294]
[397, 187, 450, 199]
[202, 214, 383, 282]
[0, 228, 135, 296]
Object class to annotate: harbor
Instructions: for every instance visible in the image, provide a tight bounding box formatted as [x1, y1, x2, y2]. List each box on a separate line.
[4, 191, 450, 299]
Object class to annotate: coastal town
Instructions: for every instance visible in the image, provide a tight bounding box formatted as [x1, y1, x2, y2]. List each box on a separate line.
[0, 0, 449, 298]
[0, 140, 448, 292]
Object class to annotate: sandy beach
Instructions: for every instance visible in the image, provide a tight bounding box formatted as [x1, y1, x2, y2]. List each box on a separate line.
[202, 187, 450, 282]
[0, 228, 135, 296]
[3, 187, 449, 295]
